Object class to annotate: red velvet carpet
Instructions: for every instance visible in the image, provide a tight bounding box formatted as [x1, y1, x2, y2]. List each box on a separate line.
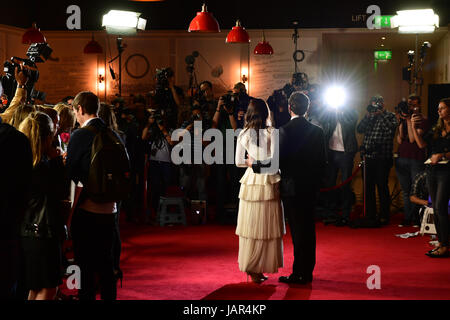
[114, 215, 450, 300]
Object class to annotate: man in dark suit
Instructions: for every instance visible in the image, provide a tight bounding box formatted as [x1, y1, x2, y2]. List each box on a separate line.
[250, 92, 327, 284]
[66, 91, 118, 300]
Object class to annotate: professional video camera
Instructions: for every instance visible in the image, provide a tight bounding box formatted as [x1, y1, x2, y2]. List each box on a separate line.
[1, 43, 52, 105]
[367, 96, 384, 113]
[220, 91, 239, 111]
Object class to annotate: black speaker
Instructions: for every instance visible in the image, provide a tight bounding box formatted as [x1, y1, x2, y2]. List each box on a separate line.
[428, 84, 450, 125]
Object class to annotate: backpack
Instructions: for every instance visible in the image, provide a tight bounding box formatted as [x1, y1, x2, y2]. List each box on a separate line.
[84, 125, 131, 203]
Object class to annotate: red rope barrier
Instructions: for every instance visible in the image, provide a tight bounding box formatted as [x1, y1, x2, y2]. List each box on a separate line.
[319, 164, 362, 193]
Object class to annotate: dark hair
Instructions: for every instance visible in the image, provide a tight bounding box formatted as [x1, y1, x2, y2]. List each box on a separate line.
[433, 98, 450, 139]
[61, 96, 75, 104]
[98, 103, 119, 132]
[200, 81, 212, 89]
[244, 99, 271, 147]
[408, 94, 421, 104]
[288, 91, 310, 115]
[72, 91, 99, 116]
[233, 82, 246, 93]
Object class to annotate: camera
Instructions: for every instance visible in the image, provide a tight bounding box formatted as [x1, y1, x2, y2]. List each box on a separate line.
[220, 91, 239, 111]
[292, 72, 309, 90]
[1, 42, 52, 105]
[367, 96, 383, 113]
[155, 67, 174, 90]
[149, 109, 164, 126]
[395, 99, 410, 117]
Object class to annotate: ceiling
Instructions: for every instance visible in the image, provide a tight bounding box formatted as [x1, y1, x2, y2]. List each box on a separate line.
[2, 0, 449, 31]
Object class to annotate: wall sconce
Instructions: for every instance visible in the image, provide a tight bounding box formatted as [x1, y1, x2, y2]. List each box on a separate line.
[98, 67, 105, 91]
[241, 67, 248, 83]
[241, 67, 249, 91]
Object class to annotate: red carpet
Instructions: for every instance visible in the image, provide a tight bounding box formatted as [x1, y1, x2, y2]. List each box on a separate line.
[115, 215, 450, 300]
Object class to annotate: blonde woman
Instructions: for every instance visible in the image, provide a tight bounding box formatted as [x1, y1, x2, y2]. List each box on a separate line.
[18, 112, 69, 300]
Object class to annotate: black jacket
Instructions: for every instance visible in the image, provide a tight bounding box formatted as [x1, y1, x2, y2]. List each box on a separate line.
[0, 123, 33, 240]
[318, 107, 358, 154]
[252, 117, 327, 196]
[279, 117, 328, 195]
[66, 118, 106, 186]
[20, 156, 69, 239]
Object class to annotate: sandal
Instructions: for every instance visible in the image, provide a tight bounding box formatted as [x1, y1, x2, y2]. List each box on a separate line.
[425, 247, 450, 258]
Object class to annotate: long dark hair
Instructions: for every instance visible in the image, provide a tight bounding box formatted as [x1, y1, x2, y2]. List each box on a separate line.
[433, 98, 450, 139]
[243, 98, 271, 147]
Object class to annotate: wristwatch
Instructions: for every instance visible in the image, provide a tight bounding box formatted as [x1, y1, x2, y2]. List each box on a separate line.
[17, 84, 26, 89]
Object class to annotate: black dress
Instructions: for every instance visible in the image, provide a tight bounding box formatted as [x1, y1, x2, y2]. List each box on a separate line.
[20, 156, 69, 290]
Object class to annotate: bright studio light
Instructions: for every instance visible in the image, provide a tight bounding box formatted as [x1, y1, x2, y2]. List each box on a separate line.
[102, 10, 147, 35]
[324, 86, 347, 109]
[391, 9, 439, 34]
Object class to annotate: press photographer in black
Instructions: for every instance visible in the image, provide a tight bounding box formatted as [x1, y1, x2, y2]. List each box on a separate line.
[357, 95, 398, 225]
[153, 67, 184, 130]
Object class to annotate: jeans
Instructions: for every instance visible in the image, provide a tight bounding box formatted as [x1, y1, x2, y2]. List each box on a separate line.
[325, 150, 355, 220]
[395, 157, 424, 223]
[427, 165, 450, 247]
[363, 157, 393, 222]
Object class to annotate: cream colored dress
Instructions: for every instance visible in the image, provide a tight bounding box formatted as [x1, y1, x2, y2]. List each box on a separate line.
[235, 128, 285, 274]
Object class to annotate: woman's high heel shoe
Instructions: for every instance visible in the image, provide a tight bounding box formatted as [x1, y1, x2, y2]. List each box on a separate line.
[247, 272, 265, 284]
[114, 269, 123, 288]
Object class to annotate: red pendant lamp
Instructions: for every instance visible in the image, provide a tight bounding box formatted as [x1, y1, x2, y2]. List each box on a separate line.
[22, 23, 46, 44]
[188, 3, 220, 32]
[84, 35, 103, 54]
[254, 31, 274, 55]
[226, 20, 250, 43]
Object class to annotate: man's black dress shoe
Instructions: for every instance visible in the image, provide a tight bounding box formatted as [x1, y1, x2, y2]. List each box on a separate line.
[278, 274, 312, 284]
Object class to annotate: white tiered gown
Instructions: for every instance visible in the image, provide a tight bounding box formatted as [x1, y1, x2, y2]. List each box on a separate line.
[235, 128, 285, 274]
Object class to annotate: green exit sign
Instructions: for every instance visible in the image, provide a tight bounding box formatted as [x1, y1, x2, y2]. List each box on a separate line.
[374, 50, 392, 60]
[374, 15, 393, 28]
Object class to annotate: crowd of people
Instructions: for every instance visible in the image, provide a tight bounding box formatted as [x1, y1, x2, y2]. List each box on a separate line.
[0, 62, 449, 299]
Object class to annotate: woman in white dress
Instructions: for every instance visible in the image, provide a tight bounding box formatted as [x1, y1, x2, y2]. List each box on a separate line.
[235, 98, 285, 283]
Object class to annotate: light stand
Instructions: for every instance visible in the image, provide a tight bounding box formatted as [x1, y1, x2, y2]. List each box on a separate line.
[108, 37, 125, 97]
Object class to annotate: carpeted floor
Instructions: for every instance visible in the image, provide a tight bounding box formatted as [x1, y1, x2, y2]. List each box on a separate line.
[114, 214, 450, 300]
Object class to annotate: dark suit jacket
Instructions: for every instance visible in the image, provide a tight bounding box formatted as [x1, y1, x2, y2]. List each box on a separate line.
[278, 117, 327, 196]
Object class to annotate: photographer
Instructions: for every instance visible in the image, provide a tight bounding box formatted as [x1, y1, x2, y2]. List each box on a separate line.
[320, 102, 358, 226]
[195, 80, 217, 126]
[153, 67, 184, 130]
[267, 87, 290, 128]
[0, 67, 28, 124]
[211, 90, 239, 224]
[357, 95, 398, 225]
[395, 95, 430, 227]
[179, 105, 209, 202]
[142, 110, 175, 220]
